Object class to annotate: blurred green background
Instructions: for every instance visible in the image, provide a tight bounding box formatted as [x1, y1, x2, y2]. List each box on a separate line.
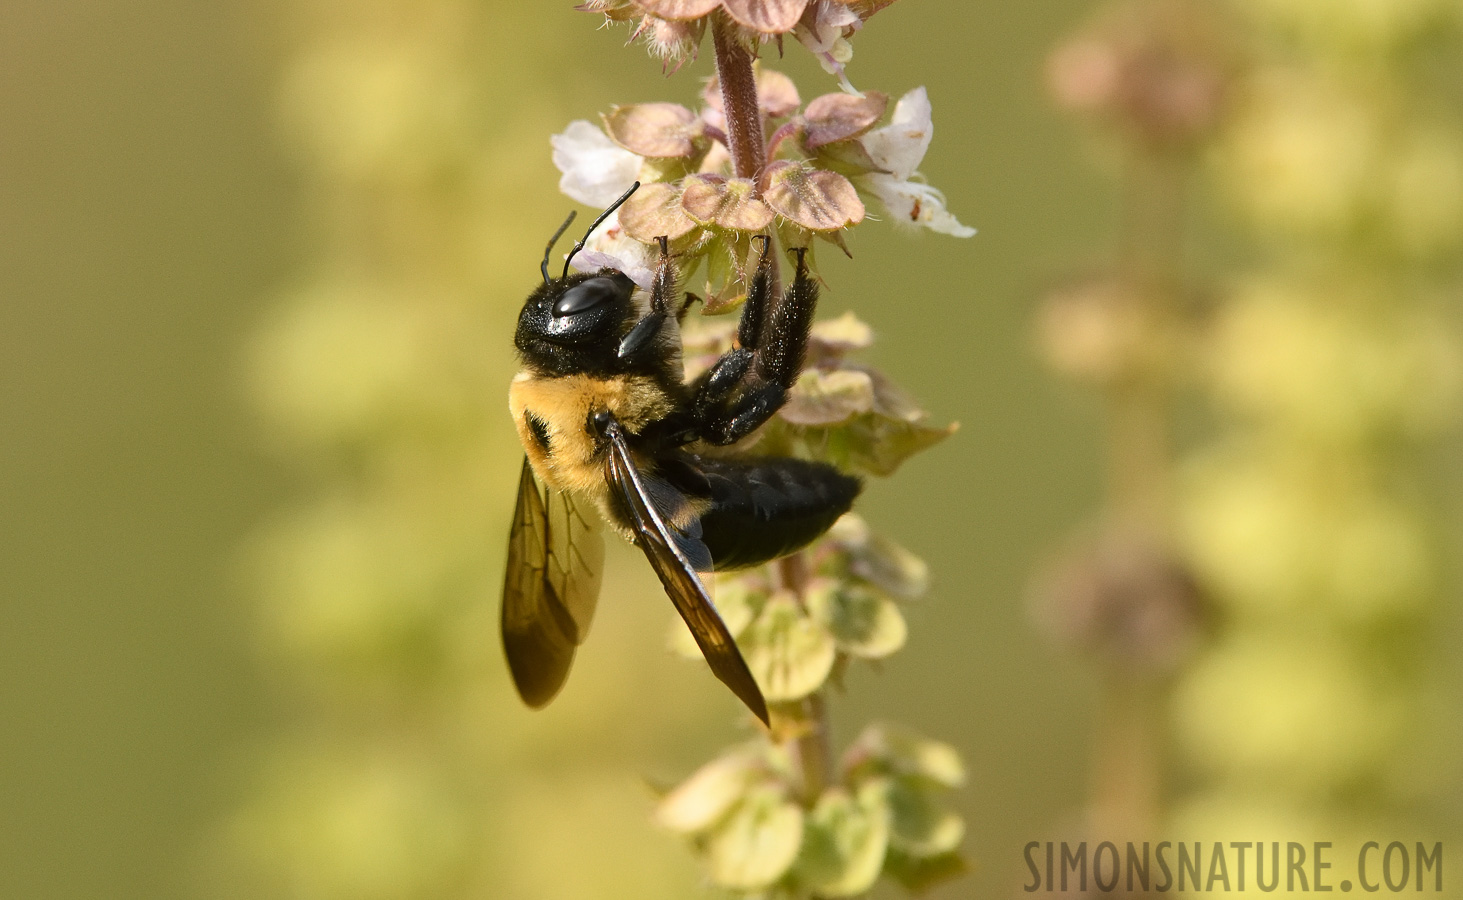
[2, 2, 1458, 899]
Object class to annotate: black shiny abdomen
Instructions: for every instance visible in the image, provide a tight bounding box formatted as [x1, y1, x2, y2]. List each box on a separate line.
[674, 456, 861, 570]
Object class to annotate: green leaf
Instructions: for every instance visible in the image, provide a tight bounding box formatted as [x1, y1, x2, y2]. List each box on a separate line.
[690, 316, 954, 477]
[887, 777, 964, 857]
[742, 592, 837, 702]
[764, 414, 957, 478]
[826, 514, 931, 600]
[884, 848, 970, 894]
[815, 137, 889, 178]
[637, 153, 704, 186]
[782, 369, 877, 426]
[705, 785, 804, 890]
[653, 747, 762, 834]
[699, 231, 754, 313]
[792, 784, 891, 897]
[805, 578, 908, 659]
[809, 312, 875, 357]
[844, 723, 966, 789]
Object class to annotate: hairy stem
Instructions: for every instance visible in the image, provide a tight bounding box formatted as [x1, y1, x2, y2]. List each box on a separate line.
[711, 13, 767, 185]
[711, 12, 781, 301]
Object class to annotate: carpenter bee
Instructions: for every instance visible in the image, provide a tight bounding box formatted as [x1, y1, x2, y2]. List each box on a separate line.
[502, 183, 861, 725]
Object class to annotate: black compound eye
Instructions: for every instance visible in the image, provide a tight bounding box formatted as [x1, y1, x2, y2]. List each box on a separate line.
[553, 277, 620, 317]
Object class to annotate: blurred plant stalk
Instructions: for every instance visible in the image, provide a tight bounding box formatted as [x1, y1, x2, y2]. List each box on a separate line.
[1036, 0, 1463, 883]
[1168, 0, 1463, 856]
[1034, 0, 1226, 857]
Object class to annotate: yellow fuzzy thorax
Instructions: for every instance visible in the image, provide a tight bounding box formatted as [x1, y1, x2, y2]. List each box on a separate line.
[509, 370, 679, 499]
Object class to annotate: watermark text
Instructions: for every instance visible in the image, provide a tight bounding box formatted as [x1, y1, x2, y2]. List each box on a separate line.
[1023, 841, 1443, 893]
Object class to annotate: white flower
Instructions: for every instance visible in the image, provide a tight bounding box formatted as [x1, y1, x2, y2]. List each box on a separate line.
[550, 121, 654, 288]
[860, 87, 933, 181]
[551, 120, 642, 208]
[795, 0, 862, 93]
[855, 87, 975, 238]
[860, 175, 974, 237]
[569, 211, 656, 290]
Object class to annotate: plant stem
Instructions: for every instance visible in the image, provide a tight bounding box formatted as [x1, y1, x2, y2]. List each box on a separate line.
[711, 12, 767, 185]
[1108, 150, 1184, 527]
[1091, 148, 1187, 842]
[789, 693, 831, 803]
[713, 11, 828, 808]
[1090, 672, 1163, 839]
[777, 552, 832, 805]
[711, 11, 780, 298]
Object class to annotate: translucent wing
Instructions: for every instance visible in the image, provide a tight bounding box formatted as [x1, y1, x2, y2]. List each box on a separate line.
[602, 419, 769, 726]
[546, 482, 604, 642]
[501, 456, 604, 708]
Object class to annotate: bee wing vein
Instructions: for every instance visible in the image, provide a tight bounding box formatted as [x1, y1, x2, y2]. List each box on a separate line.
[501, 457, 604, 709]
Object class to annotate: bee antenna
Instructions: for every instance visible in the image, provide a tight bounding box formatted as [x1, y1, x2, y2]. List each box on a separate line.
[541, 211, 577, 285]
[562, 181, 640, 280]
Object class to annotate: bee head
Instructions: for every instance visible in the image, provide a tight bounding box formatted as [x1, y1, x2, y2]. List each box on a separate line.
[516, 184, 645, 376]
[514, 270, 638, 374]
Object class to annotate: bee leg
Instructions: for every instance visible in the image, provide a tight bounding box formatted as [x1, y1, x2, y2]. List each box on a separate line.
[691, 239, 819, 446]
[752, 244, 818, 392]
[692, 349, 751, 415]
[617, 236, 679, 362]
[689, 236, 772, 418]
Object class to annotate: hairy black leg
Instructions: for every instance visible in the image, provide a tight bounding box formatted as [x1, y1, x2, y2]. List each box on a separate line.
[754, 245, 817, 388]
[689, 236, 772, 419]
[617, 236, 677, 361]
[738, 235, 775, 350]
[692, 242, 820, 446]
